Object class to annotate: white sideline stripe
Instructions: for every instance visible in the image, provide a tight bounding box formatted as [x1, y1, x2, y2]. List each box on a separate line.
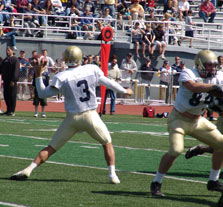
[0, 201, 28, 207]
[0, 133, 210, 158]
[0, 154, 207, 185]
[0, 144, 9, 147]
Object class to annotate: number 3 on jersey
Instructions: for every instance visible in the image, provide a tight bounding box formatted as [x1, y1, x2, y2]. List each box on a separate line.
[189, 93, 213, 106]
[77, 80, 90, 102]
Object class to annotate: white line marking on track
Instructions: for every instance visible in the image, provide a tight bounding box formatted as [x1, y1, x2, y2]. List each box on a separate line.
[0, 201, 29, 207]
[0, 154, 207, 185]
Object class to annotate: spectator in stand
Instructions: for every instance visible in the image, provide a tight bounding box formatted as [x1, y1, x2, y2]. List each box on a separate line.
[67, 5, 82, 39]
[103, 7, 113, 27]
[28, 50, 38, 100]
[80, 8, 93, 38]
[31, 0, 47, 27]
[199, 0, 216, 23]
[143, 23, 156, 59]
[178, 0, 189, 21]
[130, 0, 144, 20]
[217, 56, 223, 71]
[23, 3, 38, 37]
[117, 0, 128, 16]
[157, 60, 176, 104]
[162, 12, 178, 45]
[103, 55, 121, 115]
[0, 47, 20, 116]
[172, 59, 184, 101]
[131, 22, 146, 58]
[0, 15, 17, 50]
[103, 0, 117, 17]
[140, 58, 158, 101]
[17, 50, 30, 100]
[15, 0, 29, 13]
[32, 63, 49, 118]
[0, 0, 10, 24]
[65, 0, 81, 16]
[45, 0, 56, 26]
[153, 24, 167, 60]
[178, 9, 194, 48]
[146, 0, 156, 12]
[51, 0, 65, 16]
[145, 9, 158, 29]
[83, 0, 99, 18]
[163, 0, 177, 17]
[120, 53, 138, 96]
[4, 0, 14, 12]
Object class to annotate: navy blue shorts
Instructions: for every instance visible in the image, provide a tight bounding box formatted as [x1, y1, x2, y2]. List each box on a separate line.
[185, 30, 194, 37]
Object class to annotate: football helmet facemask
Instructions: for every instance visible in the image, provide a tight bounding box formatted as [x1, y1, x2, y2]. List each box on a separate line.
[63, 46, 82, 67]
[194, 50, 218, 78]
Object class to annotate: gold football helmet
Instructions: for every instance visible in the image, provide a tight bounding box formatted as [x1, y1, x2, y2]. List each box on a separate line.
[194, 50, 218, 78]
[63, 46, 82, 66]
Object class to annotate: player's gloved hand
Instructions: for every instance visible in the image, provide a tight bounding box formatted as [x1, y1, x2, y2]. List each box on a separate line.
[213, 85, 223, 93]
[208, 85, 223, 98]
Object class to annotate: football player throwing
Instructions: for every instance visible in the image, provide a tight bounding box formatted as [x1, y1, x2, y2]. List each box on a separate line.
[10, 46, 133, 184]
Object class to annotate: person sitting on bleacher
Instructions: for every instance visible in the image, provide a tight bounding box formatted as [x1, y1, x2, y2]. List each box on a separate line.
[15, 0, 28, 13]
[83, 0, 99, 18]
[65, 0, 81, 16]
[51, 0, 65, 16]
[130, 0, 144, 20]
[163, 0, 177, 17]
[145, 9, 158, 30]
[31, 0, 47, 27]
[199, 0, 216, 23]
[178, 0, 190, 21]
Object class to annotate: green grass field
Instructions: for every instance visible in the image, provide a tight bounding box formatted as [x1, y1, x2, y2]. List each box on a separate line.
[0, 112, 220, 207]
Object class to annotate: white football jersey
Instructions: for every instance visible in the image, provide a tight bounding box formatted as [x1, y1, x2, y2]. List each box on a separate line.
[175, 68, 223, 115]
[50, 64, 103, 113]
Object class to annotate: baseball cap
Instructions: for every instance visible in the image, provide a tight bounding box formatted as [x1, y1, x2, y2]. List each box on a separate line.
[164, 60, 169, 64]
[180, 61, 185, 64]
[127, 53, 133, 57]
[20, 50, 25, 53]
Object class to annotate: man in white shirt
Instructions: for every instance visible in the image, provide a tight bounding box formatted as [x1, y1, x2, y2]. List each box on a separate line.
[10, 46, 133, 184]
[150, 50, 223, 197]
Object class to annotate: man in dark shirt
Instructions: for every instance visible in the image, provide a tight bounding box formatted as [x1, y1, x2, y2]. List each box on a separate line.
[140, 58, 157, 101]
[0, 47, 20, 116]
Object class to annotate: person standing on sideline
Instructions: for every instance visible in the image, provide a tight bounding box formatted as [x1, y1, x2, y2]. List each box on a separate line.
[0, 47, 19, 116]
[10, 46, 133, 184]
[33, 62, 49, 118]
[140, 58, 158, 101]
[103, 55, 121, 115]
[150, 50, 223, 197]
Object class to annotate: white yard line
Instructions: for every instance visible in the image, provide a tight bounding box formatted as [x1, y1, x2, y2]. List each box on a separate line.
[0, 201, 28, 207]
[0, 144, 9, 147]
[0, 154, 207, 185]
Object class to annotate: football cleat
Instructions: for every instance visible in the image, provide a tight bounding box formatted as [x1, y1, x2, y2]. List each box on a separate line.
[150, 182, 165, 197]
[109, 175, 120, 184]
[185, 145, 204, 159]
[207, 180, 223, 192]
[10, 170, 30, 181]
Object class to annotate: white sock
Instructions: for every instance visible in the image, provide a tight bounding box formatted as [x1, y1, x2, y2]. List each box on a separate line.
[153, 171, 165, 184]
[108, 165, 116, 177]
[25, 162, 38, 175]
[209, 169, 221, 181]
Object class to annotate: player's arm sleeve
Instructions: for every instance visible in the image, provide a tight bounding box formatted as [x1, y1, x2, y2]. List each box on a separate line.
[99, 76, 127, 94]
[35, 77, 60, 98]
